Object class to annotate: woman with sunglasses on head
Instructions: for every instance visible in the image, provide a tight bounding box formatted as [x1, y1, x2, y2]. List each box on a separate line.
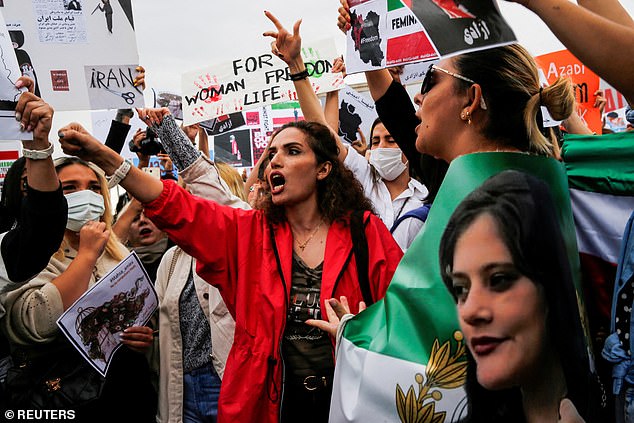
[439, 170, 602, 422]
[56, 74, 403, 422]
[1, 156, 157, 421]
[413, 45, 571, 162]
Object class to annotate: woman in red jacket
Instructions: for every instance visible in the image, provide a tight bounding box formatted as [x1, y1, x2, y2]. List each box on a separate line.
[57, 114, 403, 423]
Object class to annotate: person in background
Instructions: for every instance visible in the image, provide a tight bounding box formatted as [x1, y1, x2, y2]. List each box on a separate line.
[114, 198, 169, 282]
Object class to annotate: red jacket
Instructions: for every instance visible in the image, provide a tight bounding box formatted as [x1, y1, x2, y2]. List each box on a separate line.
[144, 180, 403, 423]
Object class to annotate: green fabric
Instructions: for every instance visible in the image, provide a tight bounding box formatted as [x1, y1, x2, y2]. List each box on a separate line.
[562, 132, 634, 195]
[344, 152, 580, 365]
[388, 0, 405, 11]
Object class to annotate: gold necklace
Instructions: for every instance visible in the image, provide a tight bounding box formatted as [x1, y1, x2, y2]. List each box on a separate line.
[293, 219, 324, 252]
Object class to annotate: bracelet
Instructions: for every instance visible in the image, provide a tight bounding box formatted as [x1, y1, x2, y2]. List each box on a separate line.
[107, 159, 132, 188]
[22, 143, 54, 160]
[290, 69, 309, 81]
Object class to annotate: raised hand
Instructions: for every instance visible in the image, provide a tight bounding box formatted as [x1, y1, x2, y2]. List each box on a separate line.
[337, 0, 351, 33]
[16, 92, 53, 144]
[136, 107, 171, 127]
[78, 220, 110, 261]
[263, 11, 302, 66]
[58, 122, 107, 162]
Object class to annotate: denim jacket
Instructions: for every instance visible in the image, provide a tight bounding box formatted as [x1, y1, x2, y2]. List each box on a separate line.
[603, 210, 634, 395]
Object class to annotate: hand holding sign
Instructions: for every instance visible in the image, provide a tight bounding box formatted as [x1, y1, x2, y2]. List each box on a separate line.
[337, 0, 352, 33]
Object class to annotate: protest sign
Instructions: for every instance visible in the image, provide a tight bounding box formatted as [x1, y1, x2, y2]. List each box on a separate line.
[84, 64, 143, 109]
[200, 112, 246, 136]
[536, 49, 602, 134]
[337, 85, 377, 145]
[182, 39, 343, 125]
[345, 0, 516, 74]
[0, 8, 27, 141]
[57, 252, 158, 376]
[208, 102, 305, 168]
[153, 89, 184, 120]
[2, 0, 142, 111]
[0, 142, 20, 187]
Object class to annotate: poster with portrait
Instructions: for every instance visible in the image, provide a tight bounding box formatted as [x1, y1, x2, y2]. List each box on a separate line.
[345, 0, 516, 74]
[2, 0, 141, 110]
[57, 252, 158, 376]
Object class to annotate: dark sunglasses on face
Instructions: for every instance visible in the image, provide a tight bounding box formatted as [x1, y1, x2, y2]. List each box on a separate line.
[419, 64, 487, 109]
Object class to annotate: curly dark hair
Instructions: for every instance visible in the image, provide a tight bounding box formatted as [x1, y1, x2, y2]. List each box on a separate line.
[262, 121, 374, 225]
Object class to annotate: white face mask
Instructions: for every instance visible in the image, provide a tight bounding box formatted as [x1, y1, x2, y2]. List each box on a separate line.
[369, 147, 407, 181]
[65, 190, 105, 232]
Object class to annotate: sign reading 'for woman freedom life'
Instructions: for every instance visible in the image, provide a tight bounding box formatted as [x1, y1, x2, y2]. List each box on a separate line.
[181, 39, 342, 125]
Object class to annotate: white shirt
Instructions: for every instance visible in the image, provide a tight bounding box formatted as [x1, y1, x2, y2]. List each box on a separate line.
[344, 145, 428, 251]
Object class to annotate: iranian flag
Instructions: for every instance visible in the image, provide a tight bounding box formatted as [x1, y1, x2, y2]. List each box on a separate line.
[330, 152, 583, 422]
[561, 132, 634, 342]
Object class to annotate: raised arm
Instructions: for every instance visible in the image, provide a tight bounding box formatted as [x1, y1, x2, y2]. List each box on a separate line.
[2, 85, 67, 286]
[264, 11, 348, 162]
[58, 122, 163, 203]
[508, 0, 634, 105]
[577, 0, 634, 28]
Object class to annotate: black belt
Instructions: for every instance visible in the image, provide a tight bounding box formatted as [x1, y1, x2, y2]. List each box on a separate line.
[288, 374, 332, 392]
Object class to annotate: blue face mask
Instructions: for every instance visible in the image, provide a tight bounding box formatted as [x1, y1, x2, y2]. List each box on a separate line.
[64, 190, 105, 232]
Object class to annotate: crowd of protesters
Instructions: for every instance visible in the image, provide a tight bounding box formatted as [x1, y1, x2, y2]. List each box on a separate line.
[2, 0, 634, 422]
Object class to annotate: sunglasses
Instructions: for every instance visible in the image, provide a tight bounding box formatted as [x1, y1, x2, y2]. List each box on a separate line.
[420, 65, 487, 109]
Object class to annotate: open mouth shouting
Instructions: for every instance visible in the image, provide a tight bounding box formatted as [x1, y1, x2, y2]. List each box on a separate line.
[269, 172, 286, 195]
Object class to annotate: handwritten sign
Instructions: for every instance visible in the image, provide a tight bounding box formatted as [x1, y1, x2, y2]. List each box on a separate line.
[84, 64, 144, 109]
[182, 39, 343, 125]
[57, 252, 158, 377]
[536, 50, 601, 134]
[345, 0, 516, 74]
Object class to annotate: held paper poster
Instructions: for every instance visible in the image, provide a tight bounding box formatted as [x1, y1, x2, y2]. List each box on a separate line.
[344, 0, 516, 74]
[0, 8, 28, 141]
[57, 252, 158, 377]
[182, 38, 343, 125]
[2, 0, 142, 111]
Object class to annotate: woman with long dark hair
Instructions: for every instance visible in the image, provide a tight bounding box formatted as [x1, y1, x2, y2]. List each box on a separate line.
[56, 111, 403, 423]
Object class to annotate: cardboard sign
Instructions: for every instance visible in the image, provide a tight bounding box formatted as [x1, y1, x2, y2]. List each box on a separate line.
[345, 0, 516, 74]
[182, 39, 343, 125]
[536, 49, 601, 134]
